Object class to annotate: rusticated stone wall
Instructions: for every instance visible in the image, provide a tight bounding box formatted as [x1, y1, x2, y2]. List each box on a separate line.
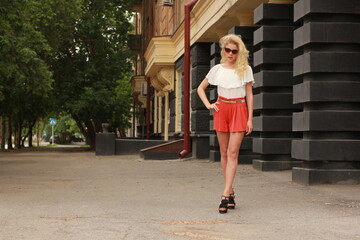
[291, 0, 360, 184]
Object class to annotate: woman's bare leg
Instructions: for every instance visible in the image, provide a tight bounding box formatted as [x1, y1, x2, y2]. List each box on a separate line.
[223, 132, 245, 196]
[216, 131, 230, 182]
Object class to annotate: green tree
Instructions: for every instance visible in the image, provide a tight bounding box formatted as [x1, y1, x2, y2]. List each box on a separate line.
[53, 0, 135, 149]
[0, 0, 53, 149]
[0, 0, 135, 150]
[112, 72, 133, 137]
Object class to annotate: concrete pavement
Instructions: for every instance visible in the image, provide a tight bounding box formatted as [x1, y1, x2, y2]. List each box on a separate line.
[0, 147, 359, 240]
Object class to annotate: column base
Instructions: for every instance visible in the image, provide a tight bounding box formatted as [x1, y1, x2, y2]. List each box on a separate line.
[253, 159, 302, 171]
[292, 167, 360, 185]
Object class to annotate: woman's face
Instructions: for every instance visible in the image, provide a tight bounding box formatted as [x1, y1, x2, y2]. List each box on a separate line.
[223, 43, 239, 64]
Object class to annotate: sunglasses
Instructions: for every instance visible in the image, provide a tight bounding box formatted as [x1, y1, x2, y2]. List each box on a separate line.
[224, 47, 239, 54]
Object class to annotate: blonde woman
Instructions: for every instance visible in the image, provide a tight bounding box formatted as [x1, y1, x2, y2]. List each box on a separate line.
[197, 34, 254, 214]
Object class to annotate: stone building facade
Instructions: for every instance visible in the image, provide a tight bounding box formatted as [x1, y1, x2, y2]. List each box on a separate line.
[129, 0, 360, 185]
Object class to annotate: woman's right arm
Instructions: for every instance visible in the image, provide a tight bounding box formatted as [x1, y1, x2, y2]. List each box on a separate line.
[197, 78, 219, 112]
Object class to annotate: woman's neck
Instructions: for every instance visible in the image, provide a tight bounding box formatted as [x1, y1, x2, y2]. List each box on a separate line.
[222, 62, 235, 69]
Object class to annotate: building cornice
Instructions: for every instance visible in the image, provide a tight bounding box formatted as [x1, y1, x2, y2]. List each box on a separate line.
[144, 36, 175, 77]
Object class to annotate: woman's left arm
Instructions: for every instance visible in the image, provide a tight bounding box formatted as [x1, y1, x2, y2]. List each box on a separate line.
[245, 82, 254, 135]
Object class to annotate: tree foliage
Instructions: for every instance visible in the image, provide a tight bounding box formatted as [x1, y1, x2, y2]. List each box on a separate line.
[0, 0, 135, 150]
[44, 113, 83, 144]
[52, 0, 135, 149]
[0, 0, 53, 148]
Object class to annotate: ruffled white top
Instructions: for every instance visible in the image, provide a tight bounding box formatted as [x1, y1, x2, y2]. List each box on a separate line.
[206, 64, 255, 98]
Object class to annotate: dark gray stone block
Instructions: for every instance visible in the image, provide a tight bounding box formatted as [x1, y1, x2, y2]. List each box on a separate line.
[254, 3, 293, 24]
[175, 56, 184, 70]
[191, 110, 211, 132]
[292, 139, 360, 161]
[170, 98, 176, 116]
[95, 133, 115, 156]
[210, 149, 220, 162]
[210, 43, 221, 57]
[169, 116, 175, 133]
[293, 111, 360, 131]
[191, 89, 211, 110]
[301, 161, 360, 169]
[192, 136, 210, 159]
[253, 138, 292, 154]
[254, 71, 293, 88]
[209, 134, 218, 147]
[254, 93, 300, 110]
[294, 22, 360, 49]
[294, 0, 360, 22]
[292, 167, 360, 185]
[241, 137, 253, 150]
[253, 159, 302, 171]
[293, 52, 360, 76]
[209, 89, 218, 102]
[238, 154, 255, 164]
[115, 139, 167, 155]
[254, 26, 295, 45]
[141, 151, 180, 160]
[209, 120, 214, 131]
[238, 152, 259, 164]
[254, 116, 292, 132]
[254, 48, 294, 67]
[229, 26, 259, 40]
[191, 43, 211, 67]
[293, 81, 360, 104]
[191, 65, 210, 89]
[210, 57, 220, 68]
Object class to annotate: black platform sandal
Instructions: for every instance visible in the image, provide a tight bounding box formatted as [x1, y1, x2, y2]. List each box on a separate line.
[219, 195, 229, 214]
[228, 192, 236, 209]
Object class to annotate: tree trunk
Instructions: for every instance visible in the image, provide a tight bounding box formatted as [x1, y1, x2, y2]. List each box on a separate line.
[72, 114, 95, 150]
[94, 119, 102, 133]
[21, 133, 27, 148]
[36, 120, 40, 147]
[7, 116, 13, 150]
[1, 117, 6, 150]
[16, 120, 22, 149]
[28, 121, 35, 147]
[119, 126, 126, 138]
[72, 114, 89, 141]
[85, 119, 96, 151]
[0, 117, 3, 150]
[21, 121, 35, 148]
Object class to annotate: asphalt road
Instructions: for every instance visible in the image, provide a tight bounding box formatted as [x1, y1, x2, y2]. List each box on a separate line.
[0, 147, 359, 240]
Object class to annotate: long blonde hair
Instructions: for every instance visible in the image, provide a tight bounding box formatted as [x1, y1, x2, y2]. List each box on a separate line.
[219, 34, 249, 77]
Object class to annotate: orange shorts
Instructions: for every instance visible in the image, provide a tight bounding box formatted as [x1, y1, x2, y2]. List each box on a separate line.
[213, 96, 248, 132]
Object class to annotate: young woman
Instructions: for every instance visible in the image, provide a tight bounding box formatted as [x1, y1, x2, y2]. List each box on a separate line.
[197, 34, 254, 214]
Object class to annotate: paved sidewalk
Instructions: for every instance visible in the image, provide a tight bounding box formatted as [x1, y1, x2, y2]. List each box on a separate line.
[0, 148, 359, 240]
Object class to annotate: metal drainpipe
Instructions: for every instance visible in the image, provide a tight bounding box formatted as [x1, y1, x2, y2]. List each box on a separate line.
[146, 77, 151, 140]
[179, 0, 198, 158]
[132, 98, 136, 137]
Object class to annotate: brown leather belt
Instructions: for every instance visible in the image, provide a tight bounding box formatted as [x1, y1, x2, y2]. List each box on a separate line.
[217, 98, 245, 103]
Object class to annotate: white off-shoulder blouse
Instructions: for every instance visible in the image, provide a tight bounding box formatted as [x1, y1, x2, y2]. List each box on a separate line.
[206, 64, 254, 98]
